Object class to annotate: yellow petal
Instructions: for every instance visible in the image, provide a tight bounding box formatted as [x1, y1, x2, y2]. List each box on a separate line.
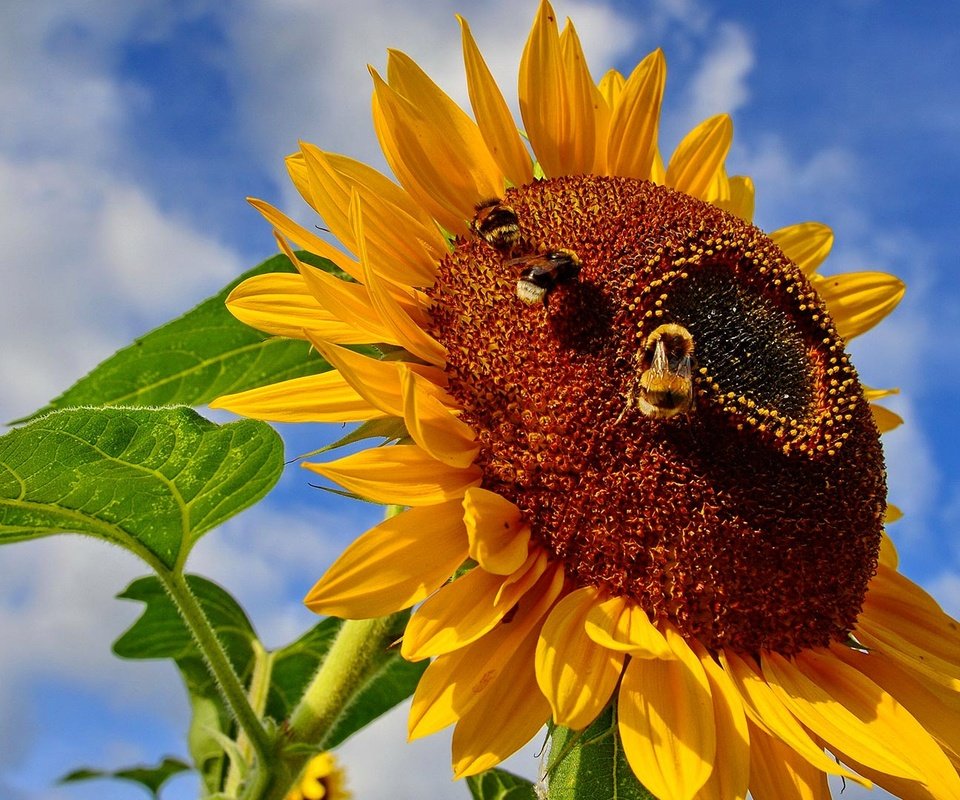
[295, 142, 356, 255]
[386, 48, 504, 205]
[371, 71, 473, 237]
[664, 114, 733, 201]
[824, 758, 942, 800]
[597, 68, 625, 109]
[879, 531, 899, 569]
[285, 150, 313, 209]
[651, 148, 666, 184]
[400, 366, 478, 469]
[462, 487, 531, 575]
[714, 175, 754, 222]
[606, 49, 666, 181]
[458, 15, 533, 187]
[719, 649, 866, 785]
[402, 565, 517, 661]
[864, 384, 900, 402]
[519, 0, 572, 178]
[872, 403, 903, 433]
[299, 143, 439, 287]
[303, 501, 467, 617]
[225, 272, 373, 344]
[353, 194, 447, 366]
[692, 643, 749, 800]
[747, 721, 832, 800]
[248, 198, 362, 282]
[372, 62, 501, 235]
[403, 550, 547, 662]
[584, 595, 671, 658]
[493, 547, 550, 606]
[401, 551, 547, 661]
[303, 444, 480, 506]
[321, 149, 438, 227]
[763, 648, 956, 787]
[276, 235, 398, 345]
[832, 644, 960, 766]
[618, 627, 716, 800]
[209, 371, 380, 423]
[812, 270, 905, 340]
[857, 565, 960, 689]
[884, 504, 903, 524]
[408, 563, 564, 739]
[309, 339, 448, 419]
[535, 586, 623, 729]
[452, 621, 552, 778]
[409, 647, 475, 739]
[769, 222, 834, 277]
[557, 18, 599, 174]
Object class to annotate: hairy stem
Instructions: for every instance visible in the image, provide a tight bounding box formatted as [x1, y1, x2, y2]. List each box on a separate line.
[158, 571, 273, 784]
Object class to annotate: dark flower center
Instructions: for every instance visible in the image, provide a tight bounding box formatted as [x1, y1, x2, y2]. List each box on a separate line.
[429, 175, 886, 654]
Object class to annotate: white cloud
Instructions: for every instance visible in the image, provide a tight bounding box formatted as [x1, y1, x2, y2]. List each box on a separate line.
[0, 156, 242, 422]
[0, 537, 191, 767]
[680, 22, 753, 129]
[727, 133, 861, 231]
[927, 570, 960, 619]
[222, 0, 639, 215]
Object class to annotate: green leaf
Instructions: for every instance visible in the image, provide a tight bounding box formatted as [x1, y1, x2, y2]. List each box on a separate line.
[114, 574, 256, 671]
[545, 707, 654, 800]
[114, 575, 259, 794]
[20, 251, 336, 422]
[467, 768, 538, 800]
[0, 406, 282, 568]
[60, 757, 191, 798]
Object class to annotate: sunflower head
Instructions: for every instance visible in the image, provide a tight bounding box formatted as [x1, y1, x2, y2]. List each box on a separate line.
[207, 3, 960, 799]
[285, 752, 351, 800]
[431, 173, 885, 655]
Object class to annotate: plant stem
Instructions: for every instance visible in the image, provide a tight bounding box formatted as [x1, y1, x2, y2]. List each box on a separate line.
[159, 570, 274, 775]
[224, 641, 275, 797]
[260, 612, 405, 800]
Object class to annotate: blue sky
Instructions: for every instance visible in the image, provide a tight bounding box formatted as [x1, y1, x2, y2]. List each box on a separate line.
[1, 1, 959, 798]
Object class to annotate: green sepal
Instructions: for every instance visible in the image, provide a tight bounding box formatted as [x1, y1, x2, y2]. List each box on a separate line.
[296, 417, 408, 460]
[16, 251, 336, 423]
[545, 706, 654, 800]
[0, 407, 283, 569]
[59, 757, 191, 798]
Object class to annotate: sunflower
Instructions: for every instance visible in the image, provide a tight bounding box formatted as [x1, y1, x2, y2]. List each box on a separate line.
[285, 752, 351, 800]
[210, 3, 960, 798]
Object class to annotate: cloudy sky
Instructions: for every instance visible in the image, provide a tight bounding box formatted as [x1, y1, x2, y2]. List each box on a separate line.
[2, 1, 959, 798]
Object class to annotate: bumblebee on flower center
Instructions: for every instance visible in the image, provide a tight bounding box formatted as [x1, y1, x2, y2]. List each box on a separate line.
[432, 174, 885, 654]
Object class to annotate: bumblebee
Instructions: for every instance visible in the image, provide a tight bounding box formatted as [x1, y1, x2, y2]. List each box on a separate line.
[471, 198, 521, 254]
[510, 249, 582, 306]
[621, 323, 695, 419]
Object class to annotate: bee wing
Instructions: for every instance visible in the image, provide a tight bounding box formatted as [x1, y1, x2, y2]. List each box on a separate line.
[650, 338, 671, 378]
[676, 353, 693, 380]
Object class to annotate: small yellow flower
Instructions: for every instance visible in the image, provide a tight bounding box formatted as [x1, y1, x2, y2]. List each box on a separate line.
[210, 3, 959, 799]
[285, 752, 351, 800]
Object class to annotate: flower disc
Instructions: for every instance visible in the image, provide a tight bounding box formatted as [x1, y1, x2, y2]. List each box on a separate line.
[430, 175, 886, 654]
